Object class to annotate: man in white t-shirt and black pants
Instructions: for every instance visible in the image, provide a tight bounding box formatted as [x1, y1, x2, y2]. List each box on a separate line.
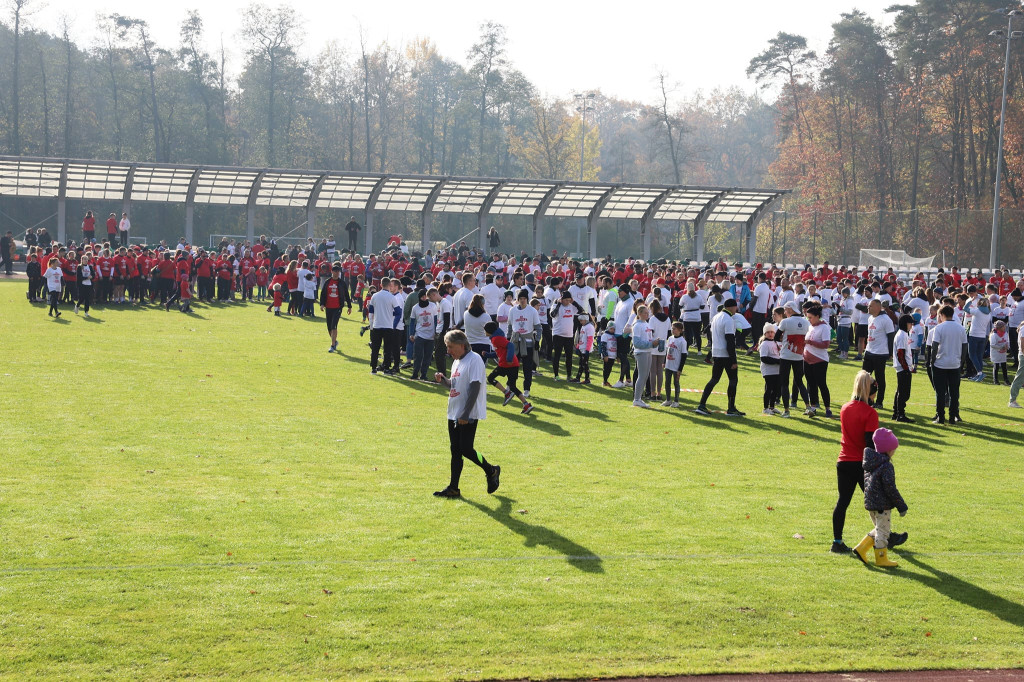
[927, 304, 969, 424]
[749, 272, 772, 355]
[695, 299, 744, 417]
[433, 330, 501, 498]
[863, 299, 895, 409]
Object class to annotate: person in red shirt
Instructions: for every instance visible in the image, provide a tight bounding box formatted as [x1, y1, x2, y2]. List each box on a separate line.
[96, 249, 114, 304]
[216, 256, 234, 301]
[256, 266, 269, 301]
[82, 211, 96, 244]
[484, 321, 534, 415]
[832, 370, 906, 554]
[61, 254, 78, 305]
[320, 264, 353, 352]
[105, 213, 118, 245]
[165, 271, 192, 312]
[156, 252, 177, 304]
[267, 267, 287, 313]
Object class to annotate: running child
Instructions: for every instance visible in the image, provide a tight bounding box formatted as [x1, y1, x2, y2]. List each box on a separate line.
[484, 321, 534, 415]
[44, 258, 64, 317]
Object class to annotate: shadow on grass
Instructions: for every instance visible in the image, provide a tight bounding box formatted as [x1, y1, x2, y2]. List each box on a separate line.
[462, 495, 604, 574]
[895, 551, 1024, 627]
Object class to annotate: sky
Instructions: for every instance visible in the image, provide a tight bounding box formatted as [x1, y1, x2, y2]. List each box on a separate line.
[32, 0, 900, 104]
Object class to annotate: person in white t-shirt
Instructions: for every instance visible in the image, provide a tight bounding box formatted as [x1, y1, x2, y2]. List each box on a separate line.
[926, 304, 968, 424]
[891, 314, 916, 423]
[1009, 322, 1024, 408]
[508, 290, 542, 397]
[432, 330, 500, 499]
[759, 322, 782, 415]
[549, 291, 582, 381]
[963, 288, 991, 382]
[749, 272, 772, 354]
[803, 303, 832, 418]
[663, 321, 688, 407]
[44, 257, 64, 317]
[695, 299, 744, 417]
[863, 299, 895, 408]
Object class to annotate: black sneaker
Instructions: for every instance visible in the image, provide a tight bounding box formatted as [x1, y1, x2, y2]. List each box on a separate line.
[486, 465, 501, 494]
[371, 368, 378, 375]
[694, 405, 711, 416]
[433, 487, 461, 498]
[725, 408, 746, 417]
[502, 391, 514, 407]
[951, 414, 963, 424]
[887, 531, 908, 549]
[401, 362, 413, 370]
[568, 378, 580, 384]
[895, 415, 914, 423]
[830, 542, 852, 554]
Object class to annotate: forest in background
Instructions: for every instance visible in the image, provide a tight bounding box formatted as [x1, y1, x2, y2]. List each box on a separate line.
[1, 0, 1023, 266]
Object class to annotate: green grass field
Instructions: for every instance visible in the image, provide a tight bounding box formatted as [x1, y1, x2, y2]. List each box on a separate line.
[1, 279, 1023, 680]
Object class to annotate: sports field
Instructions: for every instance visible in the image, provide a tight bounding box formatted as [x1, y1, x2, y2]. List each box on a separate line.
[1, 279, 1022, 680]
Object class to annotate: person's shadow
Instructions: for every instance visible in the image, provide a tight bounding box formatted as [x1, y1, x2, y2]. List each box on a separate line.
[461, 495, 604, 574]
[895, 551, 1024, 627]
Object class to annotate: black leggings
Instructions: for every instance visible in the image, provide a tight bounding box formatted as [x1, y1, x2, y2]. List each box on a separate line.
[833, 460, 864, 542]
[575, 351, 590, 380]
[779, 358, 809, 411]
[48, 290, 61, 314]
[862, 353, 888, 405]
[78, 285, 92, 313]
[552, 335, 574, 377]
[615, 336, 632, 382]
[684, 320, 702, 353]
[804, 361, 831, 409]
[700, 357, 737, 410]
[447, 419, 493, 489]
[763, 373, 781, 410]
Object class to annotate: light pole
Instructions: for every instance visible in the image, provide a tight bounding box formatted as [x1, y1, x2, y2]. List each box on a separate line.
[574, 92, 595, 256]
[989, 9, 1023, 271]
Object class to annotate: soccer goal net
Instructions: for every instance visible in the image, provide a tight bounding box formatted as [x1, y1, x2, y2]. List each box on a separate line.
[859, 249, 935, 270]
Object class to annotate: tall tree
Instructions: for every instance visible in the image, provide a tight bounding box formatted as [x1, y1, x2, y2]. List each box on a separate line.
[240, 3, 301, 166]
[467, 22, 507, 175]
[9, 0, 35, 154]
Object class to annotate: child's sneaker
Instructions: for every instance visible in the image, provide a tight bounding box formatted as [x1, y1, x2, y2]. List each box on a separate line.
[762, 408, 774, 416]
[661, 400, 673, 407]
[670, 401, 680, 408]
[502, 390, 514, 407]
[522, 391, 530, 398]
[522, 403, 534, 415]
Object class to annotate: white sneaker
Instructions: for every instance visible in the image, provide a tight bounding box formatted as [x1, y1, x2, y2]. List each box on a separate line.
[780, 411, 791, 418]
[632, 399, 650, 408]
[670, 401, 680, 408]
[624, 380, 633, 387]
[803, 406, 816, 416]
[84, 312, 90, 318]
[770, 408, 782, 416]
[763, 408, 774, 416]
[1010, 401, 1022, 409]
[661, 400, 673, 407]
[523, 391, 530, 398]
[612, 381, 625, 388]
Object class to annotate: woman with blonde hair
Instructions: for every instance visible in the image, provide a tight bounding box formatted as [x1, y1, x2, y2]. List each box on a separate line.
[831, 370, 906, 554]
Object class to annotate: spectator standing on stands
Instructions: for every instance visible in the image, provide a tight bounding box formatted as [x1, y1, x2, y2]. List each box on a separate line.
[345, 217, 362, 252]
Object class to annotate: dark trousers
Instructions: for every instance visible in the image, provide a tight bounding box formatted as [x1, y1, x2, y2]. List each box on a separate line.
[412, 337, 434, 379]
[575, 351, 591, 381]
[77, 285, 92, 313]
[1010, 327, 1020, 370]
[388, 329, 403, 369]
[684, 320, 702, 353]
[805, 361, 831, 409]
[615, 335, 632, 382]
[199, 276, 213, 300]
[933, 367, 961, 419]
[348, 233, 359, 252]
[894, 370, 912, 417]
[434, 335, 448, 374]
[779, 358, 810, 411]
[862, 353, 888, 405]
[447, 419, 492, 489]
[700, 357, 737, 410]
[833, 460, 864, 542]
[552, 335, 574, 377]
[763, 373, 781, 410]
[217, 278, 230, 301]
[541, 324, 552, 360]
[370, 328, 389, 371]
[62, 281, 77, 303]
[750, 312, 766, 346]
[48, 290, 60, 313]
[518, 349, 535, 392]
[120, 230, 129, 247]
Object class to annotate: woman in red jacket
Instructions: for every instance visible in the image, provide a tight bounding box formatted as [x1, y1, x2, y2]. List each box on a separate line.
[832, 370, 906, 554]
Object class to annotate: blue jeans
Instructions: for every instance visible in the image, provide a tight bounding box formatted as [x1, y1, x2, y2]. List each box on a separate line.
[967, 335, 987, 376]
[837, 325, 851, 355]
[413, 337, 434, 378]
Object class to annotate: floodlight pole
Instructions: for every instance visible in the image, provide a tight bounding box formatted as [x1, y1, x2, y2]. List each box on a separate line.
[574, 92, 595, 257]
[990, 11, 1022, 271]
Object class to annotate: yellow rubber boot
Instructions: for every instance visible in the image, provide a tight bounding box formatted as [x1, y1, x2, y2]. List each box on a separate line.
[853, 535, 873, 565]
[873, 547, 898, 568]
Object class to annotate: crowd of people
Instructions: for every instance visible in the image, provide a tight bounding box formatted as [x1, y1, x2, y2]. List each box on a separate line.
[19, 218, 1024, 419]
